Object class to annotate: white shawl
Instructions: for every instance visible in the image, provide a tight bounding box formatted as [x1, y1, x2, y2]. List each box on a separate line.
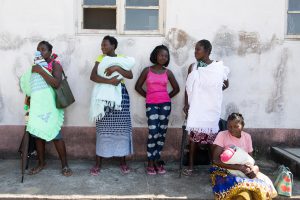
[186, 61, 229, 133]
[89, 56, 135, 122]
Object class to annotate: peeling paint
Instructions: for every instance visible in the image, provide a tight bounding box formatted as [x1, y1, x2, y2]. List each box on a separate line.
[212, 28, 283, 58]
[59, 39, 76, 70]
[126, 38, 135, 47]
[164, 28, 195, 66]
[12, 58, 23, 93]
[213, 27, 236, 57]
[225, 102, 239, 118]
[0, 32, 25, 50]
[266, 49, 289, 113]
[238, 32, 282, 56]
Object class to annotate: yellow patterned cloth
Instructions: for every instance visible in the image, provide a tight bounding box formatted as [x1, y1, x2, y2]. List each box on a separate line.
[210, 166, 274, 200]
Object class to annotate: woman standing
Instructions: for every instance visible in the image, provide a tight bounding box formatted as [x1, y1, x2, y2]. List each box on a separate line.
[183, 40, 229, 176]
[89, 36, 134, 175]
[20, 41, 72, 176]
[135, 45, 180, 175]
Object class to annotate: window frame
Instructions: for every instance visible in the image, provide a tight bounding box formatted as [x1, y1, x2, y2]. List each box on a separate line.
[76, 0, 166, 35]
[285, 0, 300, 39]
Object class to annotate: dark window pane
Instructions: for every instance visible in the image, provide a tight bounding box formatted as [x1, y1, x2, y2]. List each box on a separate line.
[84, 0, 116, 6]
[125, 9, 158, 30]
[83, 8, 116, 29]
[126, 0, 158, 7]
[287, 13, 300, 34]
[289, 0, 300, 11]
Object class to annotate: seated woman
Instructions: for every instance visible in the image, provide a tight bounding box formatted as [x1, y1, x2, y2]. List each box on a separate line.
[211, 113, 277, 200]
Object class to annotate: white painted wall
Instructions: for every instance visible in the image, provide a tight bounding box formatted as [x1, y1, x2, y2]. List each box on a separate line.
[0, 0, 299, 128]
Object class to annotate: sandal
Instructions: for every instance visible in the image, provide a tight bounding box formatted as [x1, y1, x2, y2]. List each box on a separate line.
[120, 164, 130, 174]
[146, 167, 157, 175]
[62, 166, 73, 177]
[156, 165, 166, 174]
[90, 166, 100, 176]
[182, 168, 193, 176]
[28, 164, 46, 175]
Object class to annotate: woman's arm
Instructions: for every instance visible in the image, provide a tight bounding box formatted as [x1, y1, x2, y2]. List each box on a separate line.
[31, 62, 62, 89]
[135, 67, 148, 98]
[90, 62, 121, 86]
[167, 70, 180, 98]
[105, 66, 133, 79]
[183, 64, 193, 115]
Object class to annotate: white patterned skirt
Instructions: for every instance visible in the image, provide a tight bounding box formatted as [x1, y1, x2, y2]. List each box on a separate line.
[96, 84, 133, 157]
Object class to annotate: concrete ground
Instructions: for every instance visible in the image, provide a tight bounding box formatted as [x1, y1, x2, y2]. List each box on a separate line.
[0, 159, 299, 200]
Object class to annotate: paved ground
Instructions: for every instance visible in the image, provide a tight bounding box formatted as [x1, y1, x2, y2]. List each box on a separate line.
[0, 159, 299, 199]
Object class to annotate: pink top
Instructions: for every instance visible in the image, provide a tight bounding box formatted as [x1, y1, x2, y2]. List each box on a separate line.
[47, 57, 61, 73]
[146, 68, 171, 104]
[213, 130, 253, 153]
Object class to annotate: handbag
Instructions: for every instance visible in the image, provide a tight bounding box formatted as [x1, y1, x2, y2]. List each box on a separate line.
[274, 165, 293, 197]
[55, 70, 75, 108]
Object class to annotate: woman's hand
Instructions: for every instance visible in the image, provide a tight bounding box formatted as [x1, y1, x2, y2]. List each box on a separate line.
[239, 164, 257, 179]
[32, 65, 43, 74]
[105, 66, 119, 76]
[239, 164, 251, 175]
[109, 75, 121, 86]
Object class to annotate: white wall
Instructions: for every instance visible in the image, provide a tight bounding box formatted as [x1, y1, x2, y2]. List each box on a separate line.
[0, 0, 299, 128]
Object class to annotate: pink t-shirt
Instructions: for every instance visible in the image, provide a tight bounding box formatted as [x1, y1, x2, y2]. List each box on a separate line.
[213, 130, 253, 153]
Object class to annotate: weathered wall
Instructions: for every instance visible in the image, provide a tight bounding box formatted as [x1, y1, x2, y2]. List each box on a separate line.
[0, 0, 300, 129]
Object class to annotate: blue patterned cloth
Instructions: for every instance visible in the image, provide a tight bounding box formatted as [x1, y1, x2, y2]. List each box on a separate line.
[210, 166, 273, 200]
[96, 84, 133, 158]
[146, 102, 171, 160]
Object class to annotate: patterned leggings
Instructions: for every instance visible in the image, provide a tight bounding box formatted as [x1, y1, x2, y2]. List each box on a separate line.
[146, 102, 171, 160]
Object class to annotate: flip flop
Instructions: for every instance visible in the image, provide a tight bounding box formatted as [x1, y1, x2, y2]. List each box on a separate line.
[182, 168, 193, 176]
[28, 164, 46, 175]
[62, 166, 73, 177]
[146, 167, 157, 175]
[90, 166, 101, 176]
[120, 164, 130, 174]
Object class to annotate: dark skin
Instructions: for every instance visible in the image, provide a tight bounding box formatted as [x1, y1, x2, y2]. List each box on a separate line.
[135, 49, 180, 168]
[183, 42, 229, 173]
[29, 43, 72, 176]
[90, 39, 133, 86]
[90, 39, 133, 169]
[212, 119, 259, 179]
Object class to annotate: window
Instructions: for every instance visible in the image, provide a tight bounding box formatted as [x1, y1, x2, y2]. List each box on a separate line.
[77, 0, 165, 35]
[287, 0, 300, 37]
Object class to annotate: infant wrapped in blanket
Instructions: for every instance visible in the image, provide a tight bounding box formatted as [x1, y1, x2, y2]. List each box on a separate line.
[220, 145, 277, 198]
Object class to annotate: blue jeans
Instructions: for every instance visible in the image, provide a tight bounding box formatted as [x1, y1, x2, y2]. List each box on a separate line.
[146, 102, 171, 160]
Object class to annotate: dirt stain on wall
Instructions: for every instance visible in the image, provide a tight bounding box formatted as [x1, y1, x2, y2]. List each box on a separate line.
[212, 27, 283, 58]
[266, 49, 289, 113]
[225, 102, 239, 118]
[164, 28, 196, 66]
[213, 27, 236, 57]
[0, 32, 25, 50]
[238, 32, 282, 56]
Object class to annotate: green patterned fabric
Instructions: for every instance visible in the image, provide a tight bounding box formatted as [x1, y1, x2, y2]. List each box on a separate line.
[20, 66, 64, 141]
[197, 60, 208, 68]
[274, 165, 293, 197]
